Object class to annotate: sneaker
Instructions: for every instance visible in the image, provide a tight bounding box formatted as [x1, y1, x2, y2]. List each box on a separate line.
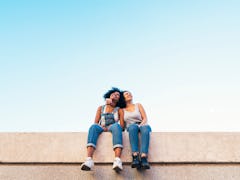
[131, 155, 140, 168]
[140, 157, 150, 169]
[113, 157, 123, 172]
[81, 157, 94, 171]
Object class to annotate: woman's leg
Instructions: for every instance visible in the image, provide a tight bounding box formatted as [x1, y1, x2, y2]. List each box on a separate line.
[86, 124, 104, 157]
[139, 125, 152, 155]
[127, 124, 141, 168]
[127, 124, 140, 153]
[108, 122, 123, 157]
[108, 122, 123, 171]
[139, 125, 152, 169]
[81, 124, 104, 171]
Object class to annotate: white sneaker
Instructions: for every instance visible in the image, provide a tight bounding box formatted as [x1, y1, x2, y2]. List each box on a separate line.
[81, 157, 94, 171]
[113, 157, 123, 172]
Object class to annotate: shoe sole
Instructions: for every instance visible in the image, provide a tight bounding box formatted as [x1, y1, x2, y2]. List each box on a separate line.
[113, 166, 122, 172]
[141, 165, 150, 169]
[81, 164, 91, 171]
[131, 164, 141, 168]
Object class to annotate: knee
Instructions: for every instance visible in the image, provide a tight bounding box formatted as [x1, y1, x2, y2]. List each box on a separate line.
[128, 124, 139, 132]
[110, 123, 122, 131]
[89, 124, 99, 131]
[140, 125, 151, 134]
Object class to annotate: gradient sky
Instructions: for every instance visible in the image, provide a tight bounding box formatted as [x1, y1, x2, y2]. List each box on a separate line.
[0, 0, 240, 132]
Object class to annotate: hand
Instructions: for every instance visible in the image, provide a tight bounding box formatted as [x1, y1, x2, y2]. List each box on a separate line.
[100, 125, 108, 131]
[102, 127, 108, 131]
[106, 98, 112, 105]
[139, 121, 147, 127]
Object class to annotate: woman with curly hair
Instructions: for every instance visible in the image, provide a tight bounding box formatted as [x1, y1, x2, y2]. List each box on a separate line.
[81, 87, 125, 172]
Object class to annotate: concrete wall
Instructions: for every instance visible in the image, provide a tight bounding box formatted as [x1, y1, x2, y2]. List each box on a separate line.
[1, 132, 240, 179]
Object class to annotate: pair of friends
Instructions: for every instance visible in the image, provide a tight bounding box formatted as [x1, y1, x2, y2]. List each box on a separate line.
[81, 87, 152, 172]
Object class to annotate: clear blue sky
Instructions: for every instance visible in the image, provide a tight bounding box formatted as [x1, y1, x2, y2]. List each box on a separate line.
[0, 0, 240, 132]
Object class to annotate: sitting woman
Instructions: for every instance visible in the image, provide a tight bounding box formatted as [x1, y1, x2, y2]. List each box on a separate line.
[81, 87, 125, 172]
[122, 90, 152, 169]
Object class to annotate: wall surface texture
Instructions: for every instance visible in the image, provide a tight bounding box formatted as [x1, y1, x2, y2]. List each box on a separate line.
[1, 132, 240, 180]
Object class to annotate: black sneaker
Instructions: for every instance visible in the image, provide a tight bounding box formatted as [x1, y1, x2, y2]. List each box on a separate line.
[140, 157, 150, 169]
[131, 155, 140, 168]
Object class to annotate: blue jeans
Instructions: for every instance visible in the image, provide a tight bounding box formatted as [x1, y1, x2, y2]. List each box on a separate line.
[127, 124, 152, 154]
[87, 122, 123, 149]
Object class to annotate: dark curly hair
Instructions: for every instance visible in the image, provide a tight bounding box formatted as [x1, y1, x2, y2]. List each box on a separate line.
[103, 87, 126, 108]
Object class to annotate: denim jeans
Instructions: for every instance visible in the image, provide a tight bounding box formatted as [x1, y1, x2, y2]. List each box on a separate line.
[127, 124, 152, 154]
[87, 122, 123, 149]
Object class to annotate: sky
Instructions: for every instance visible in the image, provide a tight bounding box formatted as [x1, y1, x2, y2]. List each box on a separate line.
[0, 0, 240, 132]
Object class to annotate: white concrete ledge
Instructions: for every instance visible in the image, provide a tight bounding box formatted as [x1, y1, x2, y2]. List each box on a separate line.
[1, 132, 240, 163]
[2, 164, 240, 180]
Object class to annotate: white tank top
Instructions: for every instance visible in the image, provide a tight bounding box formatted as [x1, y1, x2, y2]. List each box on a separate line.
[123, 104, 142, 128]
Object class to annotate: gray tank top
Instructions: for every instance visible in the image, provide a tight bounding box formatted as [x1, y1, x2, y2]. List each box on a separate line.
[123, 104, 142, 128]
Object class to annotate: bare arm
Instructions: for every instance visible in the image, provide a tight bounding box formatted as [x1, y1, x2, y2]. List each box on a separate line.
[118, 108, 125, 129]
[94, 106, 108, 131]
[94, 106, 102, 124]
[138, 103, 148, 126]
